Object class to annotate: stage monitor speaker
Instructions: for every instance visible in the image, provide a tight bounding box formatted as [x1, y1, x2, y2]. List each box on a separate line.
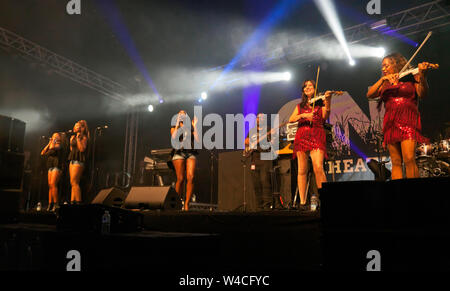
[91, 187, 126, 207]
[0, 189, 20, 222]
[0, 151, 25, 190]
[123, 186, 182, 210]
[0, 115, 26, 153]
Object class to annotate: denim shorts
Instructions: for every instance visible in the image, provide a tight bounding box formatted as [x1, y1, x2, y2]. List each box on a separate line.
[70, 160, 85, 166]
[172, 152, 197, 161]
[48, 167, 61, 172]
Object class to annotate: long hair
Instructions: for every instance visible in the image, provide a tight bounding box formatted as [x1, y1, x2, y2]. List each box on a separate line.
[299, 79, 316, 109]
[76, 120, 90, 140]
[382, 53, 412, 75]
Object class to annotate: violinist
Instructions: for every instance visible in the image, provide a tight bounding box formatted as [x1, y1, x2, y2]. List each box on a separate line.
[288, 80, 333, 210]
[367, 53, 436, 179]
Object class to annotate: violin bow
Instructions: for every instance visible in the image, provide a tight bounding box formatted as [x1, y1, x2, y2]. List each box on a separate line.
[311, 65, 320, 125]
[399, 31, 432, 76]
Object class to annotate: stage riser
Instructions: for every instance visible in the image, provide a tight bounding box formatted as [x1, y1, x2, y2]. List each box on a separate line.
[322, 231, 450, 271]
[321, 177, 450, 271]
[320, 177, 450, 228]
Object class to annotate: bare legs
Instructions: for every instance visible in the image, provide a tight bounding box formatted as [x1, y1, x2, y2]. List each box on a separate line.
[387, 139, 418, 179]
[296, 151, 308, 205]
[69, 163, 84, 202]
[173, 158, 196, 210]
[296, 149, 327, 205]
[47, 170, 61, 207]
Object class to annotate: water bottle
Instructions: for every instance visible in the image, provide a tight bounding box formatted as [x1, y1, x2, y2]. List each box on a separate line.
[310, 195, 318, 211]
[36, 202, 42, 211]
[101, 210, 111, 234]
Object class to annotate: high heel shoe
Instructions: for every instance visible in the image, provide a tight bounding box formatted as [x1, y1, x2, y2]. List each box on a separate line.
[46, 203, 53, 212]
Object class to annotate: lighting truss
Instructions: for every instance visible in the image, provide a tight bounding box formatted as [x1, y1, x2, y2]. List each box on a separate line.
[0, 26, 127, 102]
[209, 0, 450, 71]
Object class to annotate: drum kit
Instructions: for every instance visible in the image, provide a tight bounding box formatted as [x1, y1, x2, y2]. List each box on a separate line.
[416, 135, 450, 178]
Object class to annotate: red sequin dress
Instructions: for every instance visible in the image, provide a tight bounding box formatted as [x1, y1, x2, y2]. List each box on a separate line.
[380, 81, 429, 147]
[292, 104, 327, 159]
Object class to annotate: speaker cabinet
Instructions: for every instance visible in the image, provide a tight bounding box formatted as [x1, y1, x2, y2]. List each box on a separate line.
[0, 115, 26, 153]
[124, 186, 182, 210]
[0, 151, 25, 189]
[0, 189, 20, 222]
[91, 187, 126, 207]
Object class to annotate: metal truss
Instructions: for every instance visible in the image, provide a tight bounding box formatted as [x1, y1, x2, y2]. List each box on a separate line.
[0, 26, 127, 102]
[210, 0, 450, 72]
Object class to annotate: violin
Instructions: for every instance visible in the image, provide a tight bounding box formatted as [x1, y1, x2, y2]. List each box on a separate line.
[398, 63, 439, 79]
[308, 91, 344, 104]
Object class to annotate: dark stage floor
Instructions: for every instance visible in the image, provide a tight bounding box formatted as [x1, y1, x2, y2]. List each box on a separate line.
[1, 177, 450, 273]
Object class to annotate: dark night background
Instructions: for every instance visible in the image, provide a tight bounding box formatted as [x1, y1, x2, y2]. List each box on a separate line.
[1, 0, 449, 203]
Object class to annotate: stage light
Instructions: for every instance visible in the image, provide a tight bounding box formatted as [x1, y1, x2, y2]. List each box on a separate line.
[370, 19, 387, 30]
[349, 59, 356, 66]
[159, 99, 164, 104]
[376, 47, 385, 58]
[201, 92, 208, 100]
[314, 0, 354, 67]
[367, 159, 391, 181]
[283, 72, 292, 81]
[148, 105, 154, 112]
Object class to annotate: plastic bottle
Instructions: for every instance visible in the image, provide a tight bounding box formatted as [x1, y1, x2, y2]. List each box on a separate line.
[101, 210, 111, 234]
[310, 195, 318, 211]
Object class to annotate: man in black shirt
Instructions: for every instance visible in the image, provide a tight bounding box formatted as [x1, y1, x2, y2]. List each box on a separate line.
[244, 113, 277, 211]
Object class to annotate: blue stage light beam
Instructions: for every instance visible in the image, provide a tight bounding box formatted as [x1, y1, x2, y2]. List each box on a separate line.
[209, 0, 302, 91]
[96, 0, 162, 102]
[314, 0, 354, 65]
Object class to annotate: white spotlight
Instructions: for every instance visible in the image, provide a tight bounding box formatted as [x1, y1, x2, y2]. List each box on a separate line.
[283, 72, 292, 81]
[376, 47, 386, 58]
[201, 92, 208, 100]
[148, 105, 154, 112]
[349, 59, 356, 66]
[314, 0, 354, 68]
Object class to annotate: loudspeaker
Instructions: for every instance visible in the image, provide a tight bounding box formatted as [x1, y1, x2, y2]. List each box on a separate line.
[218, 151, 256, 211]
[0, 189, 20, 222]
[123, 186, 182, 210]
[91, 187, 126, 207]
[0, 151, 25, 189]
[0, 115, 26, 153]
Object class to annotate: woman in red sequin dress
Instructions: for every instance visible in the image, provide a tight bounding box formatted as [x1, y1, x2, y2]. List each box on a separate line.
[367, 53, 433, 179]
[289, 80, 332, 208]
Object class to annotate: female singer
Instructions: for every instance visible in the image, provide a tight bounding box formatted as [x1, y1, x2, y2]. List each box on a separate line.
[289, 80, 332, 209]
[41, 132, 66, 211]
[68, 120, 90, 204]
[170, 110, 199, 211]
[367, 53, 434, 179]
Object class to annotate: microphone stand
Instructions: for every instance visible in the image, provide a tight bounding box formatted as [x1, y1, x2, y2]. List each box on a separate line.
[209, 149, 217, 211]
[88, 127, 102, 198]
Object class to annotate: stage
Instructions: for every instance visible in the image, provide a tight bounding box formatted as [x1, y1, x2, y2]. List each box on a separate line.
[2, 177, 450, 272]
[0, 209, 322, 272]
